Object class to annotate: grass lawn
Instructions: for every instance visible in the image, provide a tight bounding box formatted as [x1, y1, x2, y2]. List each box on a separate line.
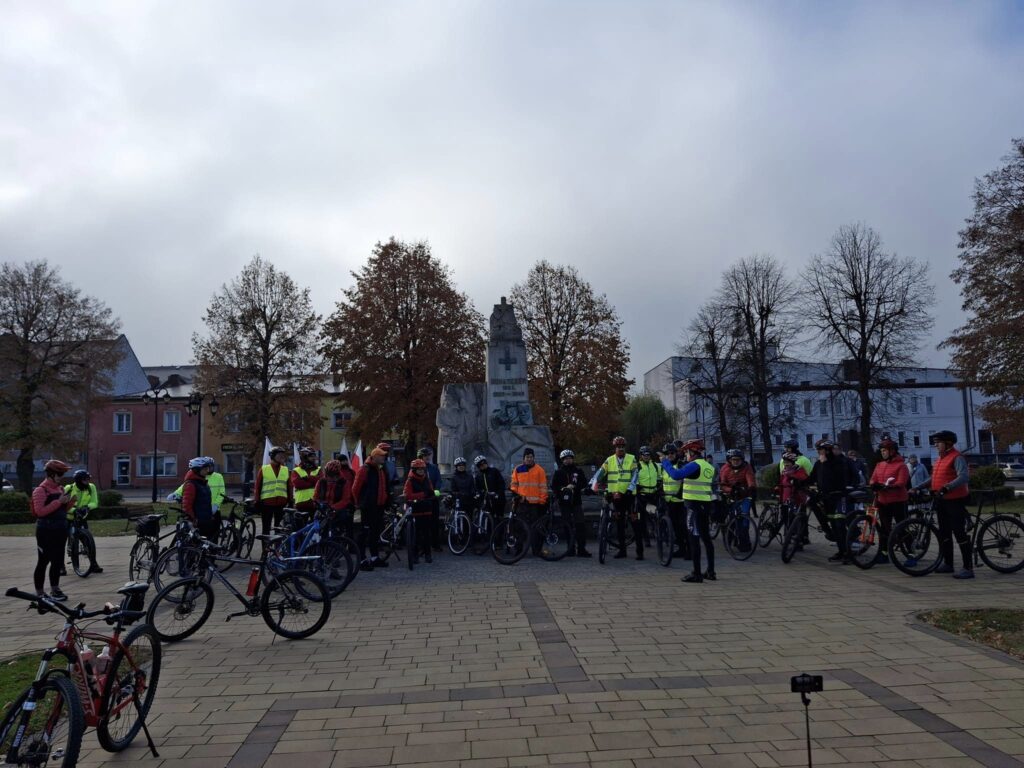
[920, 609, 1024, 660]
[0, 653, 67, 713]
[0, 518, 138, 538]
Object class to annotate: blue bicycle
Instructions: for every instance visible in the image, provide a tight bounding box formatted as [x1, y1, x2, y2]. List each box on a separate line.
[263, 507, 355, 597]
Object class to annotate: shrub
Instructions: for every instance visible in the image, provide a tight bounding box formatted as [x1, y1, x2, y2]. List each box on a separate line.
[0, 509, 33, 525]
[98, 490, 123, 507]
[971, 465, 1006, 489]
[757, 464, 780, 493]
[0, 492, 30, 514]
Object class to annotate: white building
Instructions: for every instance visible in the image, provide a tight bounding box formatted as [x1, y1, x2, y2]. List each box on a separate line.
[644, 356, 1019, 467]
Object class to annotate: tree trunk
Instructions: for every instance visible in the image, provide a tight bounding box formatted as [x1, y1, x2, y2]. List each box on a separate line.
[858, 381, 874, 461]
[756, 393, 774, 464]
[16, 448, 35, 494]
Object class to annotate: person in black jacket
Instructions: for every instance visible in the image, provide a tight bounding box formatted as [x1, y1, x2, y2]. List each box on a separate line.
[809, 439, 853, 562]
[447, 457, 476, 513]
[473, 456, 506, 519]
[551, 449, 591, 557]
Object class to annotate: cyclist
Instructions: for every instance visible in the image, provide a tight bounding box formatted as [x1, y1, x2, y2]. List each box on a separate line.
[352, 447, 391, 571]
[473, 456, 506, 519]
[31, 459, 73, 601]
[661, 438, 716, 582]
[169, 459, 226, 514]
[291, 447, 321, 514]
[929, 430, 973, 579]
[868, 437, 910, 565]
[255, 445, 292, 537]
[595, 437, 640, 560]
[552, 449, 591, 557]
[720, 449, 756, 552]
[404, 459, 436, 563]
[808, 439, 853, 562]
[417, 448, 443, 550]
[63, 469, 104, 574]
[447, 457, 476, 514]
[635, 446, 661, 548]
[510, 448, 548, 537]
[660, 443, 690, 560]
[778, 452, 810, 507]
[315, 459, 354, 539]
[779, 439, 814, 475]
[182, 456, 220, 540]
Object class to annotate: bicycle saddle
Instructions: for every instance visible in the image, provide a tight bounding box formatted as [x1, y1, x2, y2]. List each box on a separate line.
[117, 582, 150, 597]
[847, 489, 871, 503]
[255, 534, 285, 545]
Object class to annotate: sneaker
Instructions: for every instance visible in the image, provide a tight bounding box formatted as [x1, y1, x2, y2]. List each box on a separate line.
[682, 573, 703, 583]
[49, 588, 68, 602]
[703, 571, 717, 581]
[935, 564, 954, 574]
[828, 553, 845, 562]
[953, 569, 975, 580]
[577, 549, 592, 558]
[91, 566, 104, 574]
[614, 551, 627, 559]
[360, 560, 375, 572]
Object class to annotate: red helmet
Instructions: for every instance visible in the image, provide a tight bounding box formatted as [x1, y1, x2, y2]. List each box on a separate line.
[44, 460, 71, 475]
[324, 460, 343, 475]
[612, 436, 626, 447]
[681, 438, 704, 454]
[410, 459, 427, 470]
[878, 438, 898, 452]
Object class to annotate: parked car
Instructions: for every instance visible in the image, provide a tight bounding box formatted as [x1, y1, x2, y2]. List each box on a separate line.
[0, 479, 15, 492]
[998, 462, 1024, 480]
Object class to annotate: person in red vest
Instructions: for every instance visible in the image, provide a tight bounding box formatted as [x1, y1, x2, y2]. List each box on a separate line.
[868, 437, 910, 565]
[404, 459, 435, 563]
[315, 459, 354, 539]
[929, 430, 973, 579]
[352, 447, 391, 571]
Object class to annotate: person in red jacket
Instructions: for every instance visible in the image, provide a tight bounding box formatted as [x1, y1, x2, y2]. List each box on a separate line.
[777, 453, 810, 508]
[929, 430, 973, 579]
[181, 456, 219, 540]
[31, 460, 73, 601]
[868, 437, 910, 564]
[352, 448, 391, 571]
[315, 459, 355, 539]
[719, 449, 756, 502]
[403, 459, 435, 563]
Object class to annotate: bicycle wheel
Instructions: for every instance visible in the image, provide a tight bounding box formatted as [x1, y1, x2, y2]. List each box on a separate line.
[889, 518, 941, 576]
[723, 515, 759, 562]
[128, 538, 158, 582]
[598, 511, 611, 564]
[0, 674, 83, 768]
[238, 518, 256, 559]
[846, 514, 880, 570]
[491, 517, 530, 565]
[656, 515, 674, 567]
[534, 514, 572, 561]
[217, 526, 240, 572]
[406, 517, 416, 570]
[146, 578, 214, 642]
[96, 623, 161, 751]
[306, 540, 352, 597]
[152, 545, 205, 592]
[332, 534, 360, 587]
[757, 505, 779, 548]
[977, 514, 1024, 573]
[261, 570, 331, 639]
[448, 514, 471, 555]
[68, 531, 91, 578]
[472, 513, 493, 555]
[780, 515, 803, 564]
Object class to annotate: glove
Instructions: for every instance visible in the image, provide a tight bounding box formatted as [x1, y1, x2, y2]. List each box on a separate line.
[434, 490, 441, 497]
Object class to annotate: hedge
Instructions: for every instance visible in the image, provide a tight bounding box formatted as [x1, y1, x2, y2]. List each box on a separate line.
[0, 506, 135, 526]
[0, 493, 30, 514]
[971, 465, 1007, 489]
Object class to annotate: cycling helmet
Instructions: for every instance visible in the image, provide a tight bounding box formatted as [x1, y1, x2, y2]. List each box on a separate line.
[559, 449, 575, 460]
[814, 438, 833, 450]
[269, 445, 287, 458]
[930, 430, 957, 445]
[44, 460, 71, 475]
[878, 437, 898, 452]
[299, 446, 317, 458]
[324, 459, 343, 475]
[673, 440, 684, 450]
[410, 459, 427, 469]
[681, 437, 704, 453]
[612, 436, 626, 447]
[662, 442, 677, 454]
[474, 455, 488, 467]
[783, 439, 799, 450]
[188, 457, 214, 470]
[417, 447, 433, 458]
[454, 456, 466, 466]
[73, 469, 91, 482]
[725, 448, 744, 461]
[639, 445, 651, 455]
[781, 452, 798, 463]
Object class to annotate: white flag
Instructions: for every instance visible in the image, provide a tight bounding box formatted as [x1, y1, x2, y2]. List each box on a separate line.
[340, 437, 349, 460]
[262, 437, 272, 466]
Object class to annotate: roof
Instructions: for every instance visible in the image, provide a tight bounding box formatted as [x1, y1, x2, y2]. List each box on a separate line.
[104, 335, 152, 397]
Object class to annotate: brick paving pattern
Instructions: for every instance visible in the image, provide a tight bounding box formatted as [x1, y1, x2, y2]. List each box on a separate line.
[1, 531, 1023, 767]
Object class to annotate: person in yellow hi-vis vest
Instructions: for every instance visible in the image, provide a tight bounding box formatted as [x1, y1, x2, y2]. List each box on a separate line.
[661, 437, 716, 583]
[255, 446, 292, 536]
[596, 436, 640, 560]
[291, 447, 321, 513]
[63, 470, 104, 574]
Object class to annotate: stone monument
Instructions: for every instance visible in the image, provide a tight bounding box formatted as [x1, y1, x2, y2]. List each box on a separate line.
[436, 297, 555, 476]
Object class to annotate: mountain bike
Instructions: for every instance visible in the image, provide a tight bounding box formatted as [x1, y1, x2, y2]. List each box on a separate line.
[532, 498, 573, 561]
[66, 506, 97, 578]
[146, 536, 331, 642]
[215, 497, 256, 559]
[126, 512, 197, 583]
[491, 496, 532, 565]
[262, 505, 355, 596]
[596, 495, 635, 564]
[1, 583, 161, 765]
[756, 500, 786, 547]
[379, 501, 416, 570]
[655, 501, 676, 567]
[720, 496, 759, 561]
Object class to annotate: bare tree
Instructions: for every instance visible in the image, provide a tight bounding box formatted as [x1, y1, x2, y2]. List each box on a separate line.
[717, 254, 797, 463]
[0, 260, 121, 491]
[679, 300, 742, 449]
[193, 255, 324, 464]
[802, 223, 934, 457]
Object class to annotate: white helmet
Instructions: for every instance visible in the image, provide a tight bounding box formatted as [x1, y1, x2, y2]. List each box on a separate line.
[559, 449, 575, 459]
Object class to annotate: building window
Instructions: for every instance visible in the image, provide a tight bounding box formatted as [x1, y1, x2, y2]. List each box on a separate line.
[773, 434, 783, 446]
[787, 401, 796, 417]
[895, 396, 903, 414]
[926, 396, 934, 414]
[913, 433, 921, 447]
[114, 412, 132, 434]
[819, 399, 828, 416]
[138, 455, 177, 478]
[910, 396, 919, 414]
[223, 452, 244, 475]
[898, 431, 906, 446]
[774, 401, 782, 417]
[332, 411, 353, 430]
[163, 410, 181, 433]
[803, 399, 812, 416]
[114, 456, 130, 485]
[805, 434, 814, 450]
[835, 398, 844, 416]
[224, 413, 243, 433]
[712, 436, 722, 453]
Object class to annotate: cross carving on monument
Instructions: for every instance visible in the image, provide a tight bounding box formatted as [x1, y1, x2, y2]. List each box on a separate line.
[499, 347, 516, 373]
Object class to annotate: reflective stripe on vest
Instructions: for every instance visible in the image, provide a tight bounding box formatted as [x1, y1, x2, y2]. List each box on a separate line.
[260, 464, 289, 501]
[661, 466, 684, 501]
[293, 466, 320, 505]
[637, 462, 659, 492]
[601, 454, 636, 493]
[682, 459, 715, 502]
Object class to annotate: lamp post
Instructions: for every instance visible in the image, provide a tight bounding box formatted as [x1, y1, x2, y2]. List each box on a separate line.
[185, 392, 220, 457]
[142, 387, 171, 503]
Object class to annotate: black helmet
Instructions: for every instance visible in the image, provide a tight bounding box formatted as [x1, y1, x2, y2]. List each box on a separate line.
[783, 439, 799, 450]
[814, 438, 834, 451]
[930, 430, 957, 445]
[662, 442, 677, 454]
[725, 449, 743, 461]
[638, 445, 651, 455]
[73, 469, 91, 482]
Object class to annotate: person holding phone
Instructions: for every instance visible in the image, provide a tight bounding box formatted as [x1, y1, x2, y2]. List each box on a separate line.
[31, 460, 73, 601]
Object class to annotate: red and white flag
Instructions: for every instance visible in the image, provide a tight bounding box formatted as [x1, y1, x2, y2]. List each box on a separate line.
[339, 437, 349, 461]
[351, 440, 363, 471]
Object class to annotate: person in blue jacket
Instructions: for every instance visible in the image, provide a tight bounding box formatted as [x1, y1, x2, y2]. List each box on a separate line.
[661, 437, 717, 583]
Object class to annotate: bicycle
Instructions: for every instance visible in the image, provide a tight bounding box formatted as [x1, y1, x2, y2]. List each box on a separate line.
[889, 489, 1024, 576]
[491, 495, 532, 565]
[379, 500, 416, 570]
[719, 495, 760, 562]
[217, 497, 256, 559]
[445, 494, 474, 555]
[0, 583, 160, 766]
[596, 495, 636, 564]
[756, 499, 787, 548]
[66, 506, 97, 578]
[146, 536, 331, 642]
[125, 513, 171, 582]
[531, 498, 574, 561]
[262, 505, 355, 597]
[654, 501, 676, 567]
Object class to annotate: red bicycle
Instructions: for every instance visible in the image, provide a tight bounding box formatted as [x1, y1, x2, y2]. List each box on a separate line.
[0, 583, 161, 766]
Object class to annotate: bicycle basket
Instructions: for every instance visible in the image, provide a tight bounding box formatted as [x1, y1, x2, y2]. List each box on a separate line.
[135, 517, 160, 537]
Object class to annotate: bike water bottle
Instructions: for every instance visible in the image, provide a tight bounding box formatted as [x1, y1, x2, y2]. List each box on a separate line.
[95, 645, 112, 676]
[246, 566, 260, 596]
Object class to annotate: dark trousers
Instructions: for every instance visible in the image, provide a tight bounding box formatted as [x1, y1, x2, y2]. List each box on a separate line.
[360, 504, 385, 560]
[937, 497, 973, 570]
[877, 501, 907, 555]
[666, 502, 690, 557]
[197, 513, 221, 542]
[259, 503, 286, 537]
[430, 497, 441, 548]
[330, 507, 355, 540]
[611, 494, 641, 555]
[35, 523, 68, 592]
[686, 501, 715, 576]
[636, 493, 658, 545]
[559, 502, 587, 552]
[811, 496, 845, 552]
[413, 511, 432, 556]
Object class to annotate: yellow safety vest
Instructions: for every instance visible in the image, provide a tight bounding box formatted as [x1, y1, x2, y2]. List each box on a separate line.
[682, 459, 715, 502]
[637, 461, 659, 493]
[260, 464, 289, 501]
[292, 466, 320, 505]
[660, 466, 684, 502]
[779, 455, 814, 476]
[601, 454, 637, 494]
[64, 483, 98, 516]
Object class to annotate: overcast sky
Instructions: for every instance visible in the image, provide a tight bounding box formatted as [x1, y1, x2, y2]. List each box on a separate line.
[2, 1, 1022, 387]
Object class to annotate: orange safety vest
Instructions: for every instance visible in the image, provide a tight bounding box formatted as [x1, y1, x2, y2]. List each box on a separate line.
[511, 463, 548, 505]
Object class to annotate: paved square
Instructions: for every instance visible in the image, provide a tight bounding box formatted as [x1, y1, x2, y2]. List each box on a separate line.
[2, 533, 1024, 767]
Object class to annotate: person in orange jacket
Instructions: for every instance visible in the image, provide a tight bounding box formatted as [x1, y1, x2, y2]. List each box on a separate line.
[510, 447, 548, 531]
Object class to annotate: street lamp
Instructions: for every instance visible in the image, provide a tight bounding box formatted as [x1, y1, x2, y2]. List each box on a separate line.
[142, 387, 171, 503]
[185, 392, 220, 457]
